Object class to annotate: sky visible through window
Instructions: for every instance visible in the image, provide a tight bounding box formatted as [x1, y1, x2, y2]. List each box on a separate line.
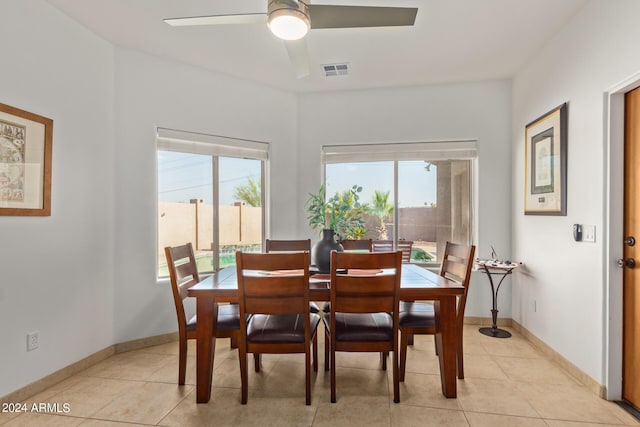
[157, 151, 261, 205]
[326, 161, 437, 208]
[158, 152, 437, 208]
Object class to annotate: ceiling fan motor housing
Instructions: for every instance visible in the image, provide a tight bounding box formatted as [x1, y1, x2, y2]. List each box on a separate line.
[268, 0, 311, 40]
[268, 0, 310, 15]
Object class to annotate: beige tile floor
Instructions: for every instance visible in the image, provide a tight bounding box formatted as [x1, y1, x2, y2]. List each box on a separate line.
[2, 325, 639, 426]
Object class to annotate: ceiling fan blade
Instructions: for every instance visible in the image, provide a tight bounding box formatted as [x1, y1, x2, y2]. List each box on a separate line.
[284, 39, 310, 79]
[308, 5, 417, 29]
[164, 14, 266, 27]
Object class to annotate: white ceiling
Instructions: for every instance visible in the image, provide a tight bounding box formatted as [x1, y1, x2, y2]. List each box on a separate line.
[46, 0, 587, 93]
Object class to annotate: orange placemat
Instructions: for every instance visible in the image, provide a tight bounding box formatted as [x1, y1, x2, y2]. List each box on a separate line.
[263, 269, 305, 276]
[346, 269, 383, 276]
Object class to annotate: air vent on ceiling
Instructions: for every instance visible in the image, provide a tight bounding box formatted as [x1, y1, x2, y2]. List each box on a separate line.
[322, 63, 349, 77]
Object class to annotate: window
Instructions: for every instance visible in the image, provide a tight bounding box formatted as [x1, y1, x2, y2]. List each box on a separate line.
[323, 142, 475, 265]
[156, 128, 267, 277]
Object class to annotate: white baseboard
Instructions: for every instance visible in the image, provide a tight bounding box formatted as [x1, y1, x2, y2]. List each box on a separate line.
[0, 332, 178, 404]
[510, 320, 606, 398]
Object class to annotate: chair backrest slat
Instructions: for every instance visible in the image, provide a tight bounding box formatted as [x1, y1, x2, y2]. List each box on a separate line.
[240, 251, 306, 271]
[177, 278, 198, 300]
[446, 242, 472, 259]
[373, 240, 413, 263]
[372, 240, 394, 253]
[168, 244, 193, 262]
[340, 239, 373, 251]
[242, 275, 307, 297]
[244, 297, 307, 315]
[265, 239, 311, 253]
[334, 296, 396, 314]
[175, 262, 196, 282]
[397, 240, 414, 263]
[332, 275, 396, 295]
[441, 259, 468, 283]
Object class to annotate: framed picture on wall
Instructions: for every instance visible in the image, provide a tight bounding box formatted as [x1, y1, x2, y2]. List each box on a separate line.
[524, 103, 567, 215]
[0, 102, 53, 216]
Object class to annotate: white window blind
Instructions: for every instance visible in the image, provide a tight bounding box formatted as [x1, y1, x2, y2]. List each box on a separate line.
[322, 140, 477, 164]
[157, 127, 269, 161]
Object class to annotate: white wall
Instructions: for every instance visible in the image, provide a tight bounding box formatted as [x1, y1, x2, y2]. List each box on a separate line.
[297, 81, 513, 317]
[112, 48, 298, 343]
[512, 0, 640, 387]
[1, 0, 299, 396]
[0, 0, 115, 397]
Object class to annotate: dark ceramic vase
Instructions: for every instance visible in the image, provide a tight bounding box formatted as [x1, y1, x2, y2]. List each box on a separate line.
[312, 229, 344, 273]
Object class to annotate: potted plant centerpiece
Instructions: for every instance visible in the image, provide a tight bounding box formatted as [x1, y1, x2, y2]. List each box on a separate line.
[305, 184, 366, 272]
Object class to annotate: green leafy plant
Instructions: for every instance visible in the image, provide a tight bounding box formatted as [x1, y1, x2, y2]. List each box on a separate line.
[305, 184, 366, 239]
[367, 190, 394, 239]
[412, 248, 432, 262]
[233, 177, 261, 207]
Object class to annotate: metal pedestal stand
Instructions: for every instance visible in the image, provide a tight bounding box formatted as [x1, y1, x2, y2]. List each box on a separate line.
[477, 262, 518, 338]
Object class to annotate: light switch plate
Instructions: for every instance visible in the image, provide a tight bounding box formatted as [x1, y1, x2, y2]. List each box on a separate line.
[583, 225, 596, 242]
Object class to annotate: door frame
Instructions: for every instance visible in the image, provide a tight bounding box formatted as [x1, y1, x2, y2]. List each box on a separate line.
[605, 71, 640, 399]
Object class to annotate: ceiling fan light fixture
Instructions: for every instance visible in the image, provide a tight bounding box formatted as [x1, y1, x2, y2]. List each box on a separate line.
[268, 1, 310, 41]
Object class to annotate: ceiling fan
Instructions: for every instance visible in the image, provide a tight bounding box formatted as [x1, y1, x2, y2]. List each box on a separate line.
[164, 1, 418, 79]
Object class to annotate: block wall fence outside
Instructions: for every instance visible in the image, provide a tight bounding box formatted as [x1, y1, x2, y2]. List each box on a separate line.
[158, 200, 262, 256]
[158, 200, 444, 257]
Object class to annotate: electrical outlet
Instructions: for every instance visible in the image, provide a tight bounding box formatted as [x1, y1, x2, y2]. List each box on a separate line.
[583, 225, 596, 242]
[27, 331, 39, 351]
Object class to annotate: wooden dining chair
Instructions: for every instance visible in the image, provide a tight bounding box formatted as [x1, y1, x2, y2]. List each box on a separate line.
[340, 238, 373, 252]
[164, 243, 240, 385]
[265, 238, 311, 253]
[236, 251, 320, 405]
[373, 239, 413, 263]
[324, 250, 403, 403]
[372, 239, 393, 253]
[397, 240, 414, 263]
[398, 241, 475, 381]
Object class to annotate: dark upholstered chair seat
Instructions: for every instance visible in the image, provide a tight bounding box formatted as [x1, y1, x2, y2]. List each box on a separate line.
[323, 312, 393, 341]
[186, 304, 240, 332]
[248, 313, 320, 343]
[398, 301, 436, 328]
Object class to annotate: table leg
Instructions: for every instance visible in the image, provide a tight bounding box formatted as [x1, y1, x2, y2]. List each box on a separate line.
[195, 296, 218, 403]
[434, 296, 457, 398]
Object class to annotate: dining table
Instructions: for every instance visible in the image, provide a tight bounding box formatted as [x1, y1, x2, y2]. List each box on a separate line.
[187, 263, 464, 403]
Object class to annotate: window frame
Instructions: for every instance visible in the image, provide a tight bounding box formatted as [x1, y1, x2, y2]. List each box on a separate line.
[156, 128, 269, 278]
[322, 141, 477, 268]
